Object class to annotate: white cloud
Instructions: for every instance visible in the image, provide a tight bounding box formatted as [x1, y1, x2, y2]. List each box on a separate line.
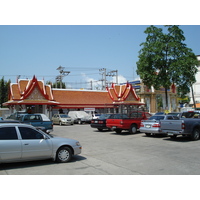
[81, 73, 102, 90]
[112, 75, 127, 84]
[81, 73, 127, 90]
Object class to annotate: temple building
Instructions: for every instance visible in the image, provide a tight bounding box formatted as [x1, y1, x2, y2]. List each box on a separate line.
[3, 76, 144, 118]
[130, 80, 178, 113]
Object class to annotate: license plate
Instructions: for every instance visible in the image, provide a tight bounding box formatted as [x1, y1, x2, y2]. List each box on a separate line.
[95, 121, 98, 123]
[145, 124, 151, 128]
[112, 126, 117, 129]
[168, 133, 174, 136]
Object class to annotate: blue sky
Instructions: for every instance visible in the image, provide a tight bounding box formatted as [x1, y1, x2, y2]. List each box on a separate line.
[0, 25, 200, 88]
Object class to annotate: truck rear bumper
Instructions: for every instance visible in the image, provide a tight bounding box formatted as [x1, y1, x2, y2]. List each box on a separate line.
[162, 130, 184, 136]
[110, 126, 126, 130]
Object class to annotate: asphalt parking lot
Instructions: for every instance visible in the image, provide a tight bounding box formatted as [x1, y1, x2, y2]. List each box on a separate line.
[1, 124, 200, 175]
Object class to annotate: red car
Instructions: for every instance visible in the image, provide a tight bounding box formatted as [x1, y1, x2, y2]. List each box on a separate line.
[106, 111, 152, 134]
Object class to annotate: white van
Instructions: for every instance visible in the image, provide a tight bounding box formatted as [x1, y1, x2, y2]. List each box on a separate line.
[68, 111, 92, 124]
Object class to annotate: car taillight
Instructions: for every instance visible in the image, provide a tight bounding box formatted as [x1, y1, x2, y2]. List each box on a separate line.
[99, 121, 104, 124]
[140, 123, 144, 127]
[152, 123, 160, 128]
[91, 120, 94, 123]
[182, 122, 185, 129]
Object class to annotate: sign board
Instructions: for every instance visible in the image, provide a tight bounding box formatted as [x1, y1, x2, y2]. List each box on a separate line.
[84, 108, 95, 112]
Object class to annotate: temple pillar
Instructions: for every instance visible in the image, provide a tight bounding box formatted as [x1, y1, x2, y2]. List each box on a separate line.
[150, 94, 156, 113]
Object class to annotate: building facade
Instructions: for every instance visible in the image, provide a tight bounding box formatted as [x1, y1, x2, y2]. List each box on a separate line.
[130, 80, 178, 114]
[190, 55, 200, 108]
[3, 76, 144, 117]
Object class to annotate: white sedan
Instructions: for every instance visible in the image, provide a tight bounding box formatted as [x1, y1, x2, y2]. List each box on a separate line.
[0, 123, 82, 164]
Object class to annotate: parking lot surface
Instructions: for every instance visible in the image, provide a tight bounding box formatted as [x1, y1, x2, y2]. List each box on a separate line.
[1, 124, 200, 175]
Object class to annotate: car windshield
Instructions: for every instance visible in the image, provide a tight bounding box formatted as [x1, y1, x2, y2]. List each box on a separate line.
[99, 114, 111, 119]
[149, 116, 165, 120]
[181, 112, 200, 118]
[109, 114, 128, 119]
[154, 112, 165, 115]
[60, 115, 69, 118]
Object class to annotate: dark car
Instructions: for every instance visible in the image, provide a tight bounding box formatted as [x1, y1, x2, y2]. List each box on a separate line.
[90, 114, 112, 131]
[0, 119, 20, 123]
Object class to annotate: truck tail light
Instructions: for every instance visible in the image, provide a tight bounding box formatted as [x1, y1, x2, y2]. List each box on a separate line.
[120, 120, 123, 125]
[182, 122, 185, 129]
[99, 120, 104, 124]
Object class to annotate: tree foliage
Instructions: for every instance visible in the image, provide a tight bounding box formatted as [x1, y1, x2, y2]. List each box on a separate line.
[136, 25, 199, 106]
[0, 77, 10, 107]
[46, 81, 66, 89]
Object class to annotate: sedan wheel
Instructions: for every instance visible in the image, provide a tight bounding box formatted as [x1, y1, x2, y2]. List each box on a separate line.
[56, 147, 72, 163]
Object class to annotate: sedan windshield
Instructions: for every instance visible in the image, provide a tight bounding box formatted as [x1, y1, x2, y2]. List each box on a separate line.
[99, 114, 111, 119]
[149, 116, 165, 120]
[60, 115, 69, 118]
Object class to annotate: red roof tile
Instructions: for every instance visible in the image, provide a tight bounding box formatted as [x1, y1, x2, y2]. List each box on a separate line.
[52, 89, 113, 106]
[5, 76, 143, 107]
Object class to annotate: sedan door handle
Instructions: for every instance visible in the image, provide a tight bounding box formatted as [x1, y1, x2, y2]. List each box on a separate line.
[24, 143, 29, 145]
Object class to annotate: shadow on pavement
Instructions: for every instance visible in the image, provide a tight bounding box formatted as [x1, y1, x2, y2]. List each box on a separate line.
[0, 155, 86, 171]
[163, 136, 196, 143]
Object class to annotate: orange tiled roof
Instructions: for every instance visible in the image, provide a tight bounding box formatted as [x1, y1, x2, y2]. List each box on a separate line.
[5, 76, 143, 107]
[107, 83, 142, 104]
[5, 76, 58, 105]
[52, 89, 113, 106]
[10, 83, 21, 100]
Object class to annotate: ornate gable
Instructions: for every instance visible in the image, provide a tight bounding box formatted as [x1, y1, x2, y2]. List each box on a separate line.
[21, 76, 49, 100]
[106, 83, 141, 104]
[26, 87, 47, 100]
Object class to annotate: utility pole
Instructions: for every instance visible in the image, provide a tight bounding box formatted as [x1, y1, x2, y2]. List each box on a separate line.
[56, 66, 70, 88]
[107, 70, 118, 84]
[99, 68, 107, 90]
[99, 68, 119, 90]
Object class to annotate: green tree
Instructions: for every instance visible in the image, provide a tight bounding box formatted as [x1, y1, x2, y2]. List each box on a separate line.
[0, 77, 10, 107]
[46, 81, 66, 89]
[136, 25, 198, 108]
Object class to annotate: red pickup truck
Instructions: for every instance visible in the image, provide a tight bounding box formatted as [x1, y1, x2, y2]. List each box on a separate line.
[106, 111, 152, 134]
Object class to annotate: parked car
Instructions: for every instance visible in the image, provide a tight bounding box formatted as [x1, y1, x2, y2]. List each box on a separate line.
[19, 114, 53, 133]
[0, 119, 20, 123]
[0, 123, 82, 164]
[90, 114, 112, 131]
[106, 111, 152, 134]
[92, 113, 101, 119]
[52, 114, 74, 125]
[180, 110, 200, 118]
[160, 110, 200, 140]
[68, 111, 92, 124]
[154, 112, 165, 115]
[6, 111, 27, 120]
[168, 112, 181, 117]
[139, 114, 179, 136]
